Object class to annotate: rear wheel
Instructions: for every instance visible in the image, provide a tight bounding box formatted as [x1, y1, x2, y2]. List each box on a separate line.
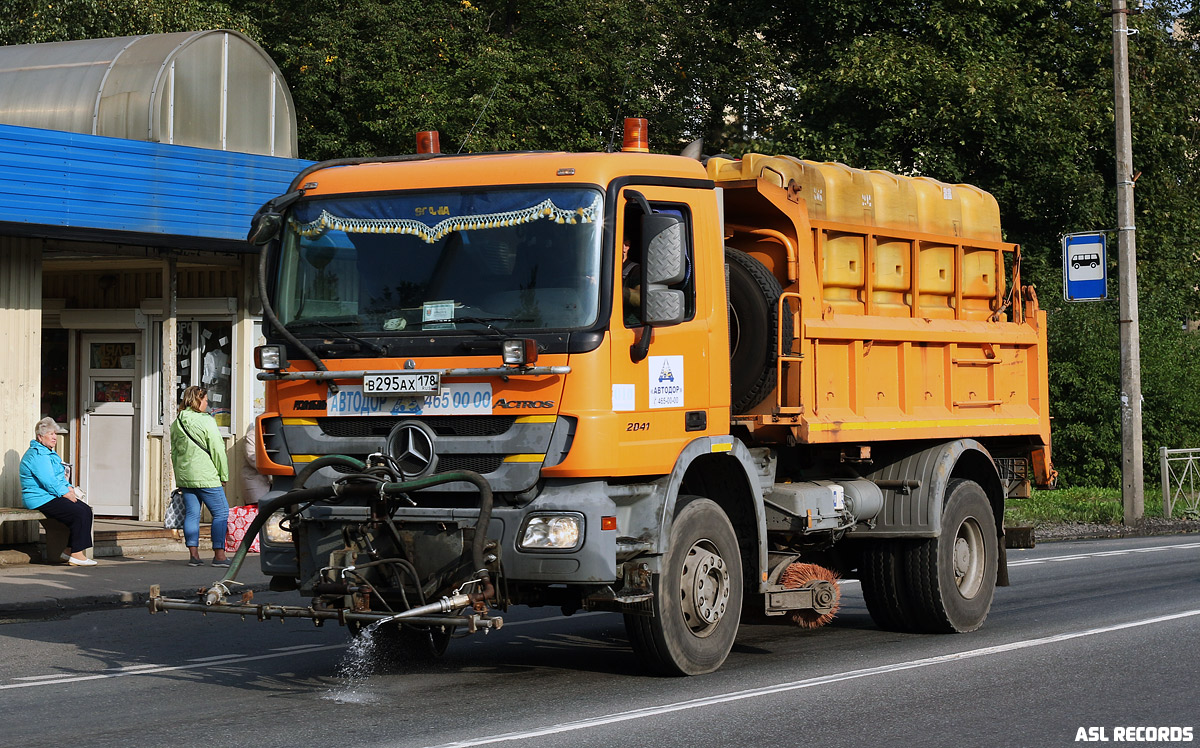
[626, 497, 743, 675]
[860, 539, 917, 632]
[904, 479, 998, 633]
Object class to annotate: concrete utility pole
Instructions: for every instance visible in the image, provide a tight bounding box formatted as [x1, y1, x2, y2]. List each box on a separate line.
[1112, 0, 1144, 524]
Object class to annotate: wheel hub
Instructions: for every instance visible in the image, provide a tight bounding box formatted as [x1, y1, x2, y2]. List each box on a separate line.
[954, 538, 971, 575]
[953, 517, 985, 598]
[681, 541, 729, 635]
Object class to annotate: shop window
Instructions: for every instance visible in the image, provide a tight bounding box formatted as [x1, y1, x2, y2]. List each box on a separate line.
[41, 328, 69, 424]
[154, 319, 234, 430]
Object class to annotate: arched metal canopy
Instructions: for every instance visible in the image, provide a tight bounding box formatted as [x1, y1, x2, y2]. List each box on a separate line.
[0, 29, 297, 158]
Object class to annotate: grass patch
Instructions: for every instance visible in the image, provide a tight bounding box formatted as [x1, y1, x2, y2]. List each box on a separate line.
[1004, 485, 1168, 526]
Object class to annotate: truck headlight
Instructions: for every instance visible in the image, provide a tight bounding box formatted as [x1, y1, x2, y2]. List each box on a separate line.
[263, 510, 292, 543]
[518, 514, 583, 550]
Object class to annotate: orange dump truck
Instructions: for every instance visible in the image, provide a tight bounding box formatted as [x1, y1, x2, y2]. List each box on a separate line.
[149, 120, 1052, 676]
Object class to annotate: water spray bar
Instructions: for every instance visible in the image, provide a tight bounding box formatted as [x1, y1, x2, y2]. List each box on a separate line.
[146, 586, 502, 632]
[146, 463, 498, 629]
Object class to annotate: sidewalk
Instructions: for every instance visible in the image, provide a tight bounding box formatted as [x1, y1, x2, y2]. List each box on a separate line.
[0, 518, 218, 565]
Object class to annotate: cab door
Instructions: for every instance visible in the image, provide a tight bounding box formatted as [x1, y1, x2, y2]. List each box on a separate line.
[607, 184, 729, 475]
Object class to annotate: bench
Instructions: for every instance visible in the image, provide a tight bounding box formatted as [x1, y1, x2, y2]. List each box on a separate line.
[0, 506, 80, 561]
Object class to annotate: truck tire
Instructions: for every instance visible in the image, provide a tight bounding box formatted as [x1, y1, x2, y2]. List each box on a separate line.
[625, 496, 743, 675]
[904, 479, 998, 633]
[860, 540, 918, 632]
[725, 247, 782, 413]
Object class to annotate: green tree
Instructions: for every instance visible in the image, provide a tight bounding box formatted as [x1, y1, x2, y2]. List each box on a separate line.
[231, 0, 689, 159]
[0, 0, 259, 44]
[740, 0, 1200, 486]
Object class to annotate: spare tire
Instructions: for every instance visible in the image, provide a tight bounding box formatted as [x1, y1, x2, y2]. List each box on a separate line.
[725, 247, 782, 413]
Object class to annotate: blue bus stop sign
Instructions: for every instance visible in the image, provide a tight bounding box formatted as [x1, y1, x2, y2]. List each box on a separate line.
[1062, 232, 1107, 302]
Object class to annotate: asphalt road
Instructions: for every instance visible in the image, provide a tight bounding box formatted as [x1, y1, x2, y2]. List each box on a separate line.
[1, 535, 1197, 748]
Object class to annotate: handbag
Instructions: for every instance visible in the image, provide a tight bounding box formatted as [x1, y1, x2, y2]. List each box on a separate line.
[164, 488, 185, 530]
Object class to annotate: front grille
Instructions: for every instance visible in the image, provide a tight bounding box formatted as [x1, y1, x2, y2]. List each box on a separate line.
[317, 416, 518, 438]
[439, 455, 506, 474]
[330, 454, 506, 475]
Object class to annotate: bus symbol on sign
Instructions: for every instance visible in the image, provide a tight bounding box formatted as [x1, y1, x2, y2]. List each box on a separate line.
[1062, 232, 1107, 302]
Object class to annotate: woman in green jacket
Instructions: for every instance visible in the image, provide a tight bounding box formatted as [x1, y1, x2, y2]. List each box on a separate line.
[170, 386, 230, 567]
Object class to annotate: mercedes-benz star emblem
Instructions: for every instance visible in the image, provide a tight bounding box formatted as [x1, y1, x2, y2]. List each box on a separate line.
[386, 421, 437, 478]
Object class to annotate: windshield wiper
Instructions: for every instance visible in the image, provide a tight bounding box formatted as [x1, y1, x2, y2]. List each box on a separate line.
[292, 319, 389, 356]
[419, 316, 519, 337]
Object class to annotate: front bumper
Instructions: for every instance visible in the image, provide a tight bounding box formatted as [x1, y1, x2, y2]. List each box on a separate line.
[259, 478, 619, 585]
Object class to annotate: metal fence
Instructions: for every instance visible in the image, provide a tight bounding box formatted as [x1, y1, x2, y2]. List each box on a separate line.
[1160, 447, 1200, 519]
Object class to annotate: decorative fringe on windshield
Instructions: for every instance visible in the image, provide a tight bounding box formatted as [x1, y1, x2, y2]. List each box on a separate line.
[291, 195, 601, 244]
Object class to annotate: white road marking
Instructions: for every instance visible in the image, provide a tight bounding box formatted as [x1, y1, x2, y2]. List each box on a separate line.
[1007, 540, 1200, 567]
[0, 612, 583, 689]
[186, 654, 244, 662]
[0, 644, 348, 690]
[417, 607, 1200, 748]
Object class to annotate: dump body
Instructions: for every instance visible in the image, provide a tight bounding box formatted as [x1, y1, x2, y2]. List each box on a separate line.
[707, 154, 1051, 483]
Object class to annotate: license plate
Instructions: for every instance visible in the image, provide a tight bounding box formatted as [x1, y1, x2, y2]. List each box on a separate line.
[363, 371, 440, 396]
[327, 383, 492, 417]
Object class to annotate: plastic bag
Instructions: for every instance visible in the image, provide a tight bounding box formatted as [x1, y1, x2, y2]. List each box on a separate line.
[226, 505, 260, 553]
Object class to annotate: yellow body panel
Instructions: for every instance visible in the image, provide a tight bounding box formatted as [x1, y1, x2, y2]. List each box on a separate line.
[708, 153, 1050, 466]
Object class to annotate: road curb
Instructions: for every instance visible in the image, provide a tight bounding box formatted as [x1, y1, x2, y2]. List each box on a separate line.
[1035, 521, 1200, 543]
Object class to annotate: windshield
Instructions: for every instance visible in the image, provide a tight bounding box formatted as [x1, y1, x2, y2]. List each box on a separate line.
[275, 188, 603, 334]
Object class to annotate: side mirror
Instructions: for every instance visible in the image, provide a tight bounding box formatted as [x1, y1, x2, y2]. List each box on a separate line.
[641, 213, 686, 326]
[643, 287, 685, 326]
[248, 212, 283, 246]
[247, 189, 306, 245]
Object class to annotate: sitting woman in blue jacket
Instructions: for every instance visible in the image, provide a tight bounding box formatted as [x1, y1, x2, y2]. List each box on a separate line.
[19, 417, 96, 566]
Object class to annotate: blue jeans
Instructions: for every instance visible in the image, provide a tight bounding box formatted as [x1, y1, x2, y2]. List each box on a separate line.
[181, 486, 229, 550]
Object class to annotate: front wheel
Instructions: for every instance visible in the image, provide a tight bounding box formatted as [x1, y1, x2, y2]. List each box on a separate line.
[625, 497, 743, 676]
[905, 479, 998, 633]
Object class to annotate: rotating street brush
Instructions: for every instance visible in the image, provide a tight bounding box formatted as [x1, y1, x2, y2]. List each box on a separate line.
[779, 562, 841, 629]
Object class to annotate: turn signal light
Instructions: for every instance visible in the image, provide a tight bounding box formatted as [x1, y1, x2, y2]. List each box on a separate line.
[622, 117, 649, 153]
[416, 130, 441, 154]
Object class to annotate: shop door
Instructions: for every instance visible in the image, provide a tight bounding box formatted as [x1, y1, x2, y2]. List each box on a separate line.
[80, 334, 139, 517]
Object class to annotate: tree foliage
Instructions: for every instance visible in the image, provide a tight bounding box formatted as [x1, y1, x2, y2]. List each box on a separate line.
[4, 0, 1200, 487]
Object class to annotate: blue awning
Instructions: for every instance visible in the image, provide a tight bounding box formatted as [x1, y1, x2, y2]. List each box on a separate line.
[0, 123, 313, 252]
